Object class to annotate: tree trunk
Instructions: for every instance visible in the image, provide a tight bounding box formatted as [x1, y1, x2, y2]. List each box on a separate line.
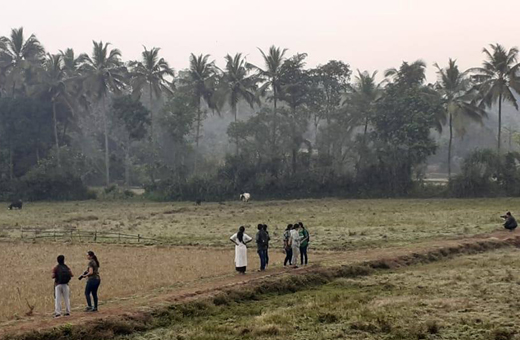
[272, 79, 277, 153]
[194, 97, 202, 173]
[498, 93, 502, 156]
[233, 103, 239, 155]
[149, 83, 154, 142]
[125, 134, 131, 187]
[448, 113, 453, 179]
[102, 95, 110, 186]
[9, 141, 13, 180]
[52, 101, 61, 167]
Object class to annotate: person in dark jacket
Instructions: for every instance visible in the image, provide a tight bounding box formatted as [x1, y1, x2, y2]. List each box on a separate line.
[503, 212, 518, 231]
[256, 224, 269, 271]
[52, 255, 73, 317]
[263, 224, 270, 267]
[283, 224, 293, 266]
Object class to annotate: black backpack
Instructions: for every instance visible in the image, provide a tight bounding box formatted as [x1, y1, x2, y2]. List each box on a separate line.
[56, 264, 71, 284]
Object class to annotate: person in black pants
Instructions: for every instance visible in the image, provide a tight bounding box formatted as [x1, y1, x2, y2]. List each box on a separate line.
[256, 224, 268, 271]
[299, 222, 309, 266]
[79, 250, 101, 312]
[503, 212, 518, 232]
[263, 224, 270, 267]
[283, 224, 293, 266]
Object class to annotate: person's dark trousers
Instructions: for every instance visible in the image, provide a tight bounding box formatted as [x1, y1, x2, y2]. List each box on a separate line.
[300, 245, 308, 265]
[505, 226, 517, 232]
[265, 248, 269, 266]
[284, 248, 292, 266]
[85, 278, 101, 309]
[257, 249, 267, 270]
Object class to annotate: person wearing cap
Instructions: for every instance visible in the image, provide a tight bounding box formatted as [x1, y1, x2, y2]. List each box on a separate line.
[79, 251, 101, 312]
[503, 212, 517, 232]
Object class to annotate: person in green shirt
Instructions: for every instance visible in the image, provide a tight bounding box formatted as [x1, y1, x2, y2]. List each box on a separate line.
[299, 222, 309, 265]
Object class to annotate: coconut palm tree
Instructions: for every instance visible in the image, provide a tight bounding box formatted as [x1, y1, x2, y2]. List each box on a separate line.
[384, 60, 427, 87]
[34, 53, 71, 166]
[435, 59, 488, 178]
[249, 46, 287, 147]
[470, 44, 520, 155]
[81, 41, 127, 185]
[0, 27, 45, 95]
[186, 53, 218, 150]
[129, 46, 174, 140]
[218, 53, 259, 153]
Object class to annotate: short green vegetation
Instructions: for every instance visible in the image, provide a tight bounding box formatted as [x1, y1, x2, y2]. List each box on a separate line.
[123, 248, 520, 340]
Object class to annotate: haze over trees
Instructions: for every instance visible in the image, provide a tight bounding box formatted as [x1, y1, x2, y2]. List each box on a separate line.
[1, 27, 520, 200]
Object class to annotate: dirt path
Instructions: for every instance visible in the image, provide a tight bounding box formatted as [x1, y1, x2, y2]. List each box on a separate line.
[1, 230, 517, 339]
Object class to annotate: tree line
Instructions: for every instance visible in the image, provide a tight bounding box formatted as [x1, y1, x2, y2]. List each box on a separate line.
[1, 27, 519, 201]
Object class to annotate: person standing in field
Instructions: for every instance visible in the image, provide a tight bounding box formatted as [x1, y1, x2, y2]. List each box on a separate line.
[230, 226, 252, 274]
[299, 222, 310, 266]
[79, 251, 101, 312]
[283, 224, 293, 266]
[256, 224, 269, 271]
[263, 224, 271, 267]
[290, 224, 301, 268]
[52, 255, 73, 318]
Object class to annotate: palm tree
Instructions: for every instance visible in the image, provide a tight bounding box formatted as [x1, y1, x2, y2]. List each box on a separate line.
[470, 44, 520, 155]
[385, 60, 427, 87]
[35, 53, 71, 166]
[435, 59, 488, 178]
[0, 27, 44, 96]
[186, 53, 218, 151]
[59, 48, 88, 119]
[349, 70, 382, 173]
[219, 53, 259, 153]
[81, 41, 127, 185]
[129, 46, 174, 140]
[249, 46, 287, 147]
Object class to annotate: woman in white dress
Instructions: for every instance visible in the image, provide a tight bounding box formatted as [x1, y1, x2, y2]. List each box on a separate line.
[230, 226, 252, 274]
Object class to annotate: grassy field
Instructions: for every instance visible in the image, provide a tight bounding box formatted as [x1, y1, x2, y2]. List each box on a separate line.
[0, 197, 516, 249]
[121, 248, 520, 340]
[0, 242, 288, 322]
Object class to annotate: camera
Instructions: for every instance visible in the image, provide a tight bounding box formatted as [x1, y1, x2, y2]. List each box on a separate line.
[501, 215, 507, 219]
[78, 271, 88, 280]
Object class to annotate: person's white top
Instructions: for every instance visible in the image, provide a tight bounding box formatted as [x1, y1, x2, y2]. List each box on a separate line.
[290, 229, 301, 247]
[230, 232, 252, 268]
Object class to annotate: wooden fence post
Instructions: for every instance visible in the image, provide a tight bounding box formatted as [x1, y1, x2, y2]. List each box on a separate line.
[118, 233, 121, 242]
[21, 228, 24, 239]
[94, 231, 97, 242]
[138, 234, 141, 243]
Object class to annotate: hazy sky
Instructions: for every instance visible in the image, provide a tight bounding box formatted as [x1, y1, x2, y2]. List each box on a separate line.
[2, 0, 520, 81]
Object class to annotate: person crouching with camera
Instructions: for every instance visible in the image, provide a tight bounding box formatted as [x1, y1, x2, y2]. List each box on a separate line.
[502, 212, 518, 232]
[52, 255, 73, 318]
[79, 251, 101, 312]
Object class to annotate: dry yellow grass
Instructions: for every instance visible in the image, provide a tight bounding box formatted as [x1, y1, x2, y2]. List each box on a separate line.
[0, 241, 285, 322]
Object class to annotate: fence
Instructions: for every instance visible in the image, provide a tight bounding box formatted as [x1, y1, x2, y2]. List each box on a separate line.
[1, 226, 159, 244]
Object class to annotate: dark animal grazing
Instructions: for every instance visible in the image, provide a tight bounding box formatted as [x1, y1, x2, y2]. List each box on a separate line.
[8, 200, 23, 210]
[195, 199, 202, 206]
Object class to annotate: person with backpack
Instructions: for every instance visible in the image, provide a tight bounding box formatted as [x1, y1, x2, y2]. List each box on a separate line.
[283, 224, 293, 266]
[51, 255, 73, 318]
[79, 251, 101, 312]
[262, 224, 271, 267]
[299, 222, 310, 265]
[289, 223, 301, 268]
[230, 226, 253, 274]
[256, 224, 269, 271]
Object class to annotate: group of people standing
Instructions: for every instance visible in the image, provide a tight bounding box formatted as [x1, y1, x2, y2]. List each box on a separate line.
[230, 222, 310, 274]
[51, 251, 101, 317]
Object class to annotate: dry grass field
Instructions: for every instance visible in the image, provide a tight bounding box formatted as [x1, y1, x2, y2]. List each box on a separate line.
[0, 242, 287, 322]
[1, 197, 517, 249]
[123, 248, 520, 340]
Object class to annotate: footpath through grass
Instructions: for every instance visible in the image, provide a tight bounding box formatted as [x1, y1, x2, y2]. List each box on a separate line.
[122, 248, 520, 340]
[1, 197, 517, 249]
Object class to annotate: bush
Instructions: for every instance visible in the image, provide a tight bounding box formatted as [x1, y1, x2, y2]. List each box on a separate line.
[19, 168, 93, 201]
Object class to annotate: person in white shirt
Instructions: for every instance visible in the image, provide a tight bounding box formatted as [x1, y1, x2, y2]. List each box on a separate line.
[230, 226, 252, 274]
[289, 224, 301, 268]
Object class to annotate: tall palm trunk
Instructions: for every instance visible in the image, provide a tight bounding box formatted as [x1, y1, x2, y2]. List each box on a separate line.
[125, 134, 131, 187]
[233, 103, 239, 155]
[101, 95, 110, 186]
[448, 113, 453, 179]
[52, 100, 61, 167]
[498, 93, 502, 156]
[194, 96, 202, 173]
[149, 83, 154, 142]
[272, 79, 277, 152]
